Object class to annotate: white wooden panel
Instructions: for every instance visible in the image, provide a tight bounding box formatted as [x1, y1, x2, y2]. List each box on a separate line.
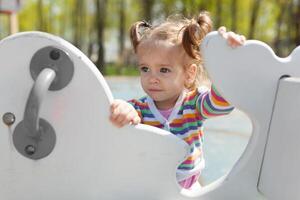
[1, 31, 299, 199]
[258, 78, 300, 199]
[0, 32, 188, 200]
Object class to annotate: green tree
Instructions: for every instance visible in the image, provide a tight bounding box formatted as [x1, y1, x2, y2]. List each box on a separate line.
[95, 0, 107, 73]
[231, 0, 237, 31]
[72, 0, 87, 49]
[248, 0, 260, 39]
[37, 0, 46, 31]
[142, 0, 155, 21]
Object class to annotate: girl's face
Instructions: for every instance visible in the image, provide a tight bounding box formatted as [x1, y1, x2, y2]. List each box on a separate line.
[137, 40, 193, 110]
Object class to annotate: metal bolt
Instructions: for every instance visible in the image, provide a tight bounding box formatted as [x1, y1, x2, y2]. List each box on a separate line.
[49, 49, 60, 60]
[2, 112, 15, 126]
[25, 145, 36, 155]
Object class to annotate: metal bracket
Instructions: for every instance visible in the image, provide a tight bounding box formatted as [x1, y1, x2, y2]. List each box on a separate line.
[30, 46, 74, 91]
[13, 46, 74, 160]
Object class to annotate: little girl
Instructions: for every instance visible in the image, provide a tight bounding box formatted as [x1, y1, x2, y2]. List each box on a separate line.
[110, 11, 245, 190]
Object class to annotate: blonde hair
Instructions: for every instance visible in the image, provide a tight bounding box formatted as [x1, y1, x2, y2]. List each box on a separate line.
[129, 11, 213, 90]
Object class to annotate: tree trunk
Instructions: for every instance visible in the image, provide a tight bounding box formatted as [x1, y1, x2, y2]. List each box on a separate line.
[59, 0, 67, 37]
[197, 0, 207, 12]
[118, 0, 125, 58]
[73, 0, 84, 49]
[231, 0, 237, 32]
[273, 1, 288, 56]
[87, 18, 95, 60]
[248, 0, 260, 39]
[215, 0, 222, 29]
[95, 0, 107, 74]
[37, 0, 45, 31]
[9, 13, 19, 34]
[48, 0, 54, 33]
[142, 0, 154, 21]
[294, 0, 300, 46]
[180, 0, 187, 16]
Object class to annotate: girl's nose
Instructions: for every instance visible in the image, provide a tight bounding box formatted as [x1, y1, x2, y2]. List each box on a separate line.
[149, 73, 159, 84]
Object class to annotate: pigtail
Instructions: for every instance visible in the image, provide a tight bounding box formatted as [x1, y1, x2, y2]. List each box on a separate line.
[182, 11, 212, 60]
[130, 21, 152, 53]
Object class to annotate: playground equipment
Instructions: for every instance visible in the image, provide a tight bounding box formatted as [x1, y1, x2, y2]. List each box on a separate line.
[0, 31, 299, 200]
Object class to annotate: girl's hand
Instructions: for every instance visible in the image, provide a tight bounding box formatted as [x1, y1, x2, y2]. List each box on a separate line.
[218, 26, 246, 48]
[110, 99, 141, 128]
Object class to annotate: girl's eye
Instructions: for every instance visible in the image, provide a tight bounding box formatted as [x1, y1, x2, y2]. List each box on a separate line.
[160, 67, 171, 73]
[140, 66, 150, 72]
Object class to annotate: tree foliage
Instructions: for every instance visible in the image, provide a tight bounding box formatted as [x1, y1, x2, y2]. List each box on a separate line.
[0, 0, 298, 74]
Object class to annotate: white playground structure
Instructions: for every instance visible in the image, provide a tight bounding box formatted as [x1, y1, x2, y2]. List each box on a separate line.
[0, 31, 299, 200]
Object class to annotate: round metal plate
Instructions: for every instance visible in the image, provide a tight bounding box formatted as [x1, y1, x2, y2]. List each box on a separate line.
[13, 118, 56, 160]
[30, 46, 74, 91]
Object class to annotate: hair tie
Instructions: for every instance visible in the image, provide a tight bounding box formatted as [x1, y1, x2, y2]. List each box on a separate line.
[142, 20, 152, 28]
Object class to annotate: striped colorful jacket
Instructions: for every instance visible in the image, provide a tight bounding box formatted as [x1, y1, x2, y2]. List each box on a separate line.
[128, 85, 234, 181]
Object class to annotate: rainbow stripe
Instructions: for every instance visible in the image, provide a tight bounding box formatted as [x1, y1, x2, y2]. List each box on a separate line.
[128, 85, 233, 173]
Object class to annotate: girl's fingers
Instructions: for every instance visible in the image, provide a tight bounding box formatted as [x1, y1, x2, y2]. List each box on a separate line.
[119, 111, 140, 127]
[120, 116, 133, 127]
[110, 102, 117, 111]
[122, 110, 140, 126]
[130, 115, 141, 125]
[114, 107, 130, 124]
[218, 26, 246, 47]
[110, 100, 122, 110]
[227, 31, 235, 40]
[110, 105, 120, 120]
[110, 105, 126, 126]
[229, 37, 239, 47]
[218, 26, 227, 37]
[227, 38, 235, 47]
[227, 33, 246, 47]
[110, 101, 122, 119]
[112, 108, 137, 127]
[240, 35, 246, 43]
[110, 99, 140, 127]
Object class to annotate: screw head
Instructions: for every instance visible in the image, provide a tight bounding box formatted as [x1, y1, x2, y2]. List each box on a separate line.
[49, 49, 60, 60]
[25, 145, 36, 155]
[2, 112, 15, 126]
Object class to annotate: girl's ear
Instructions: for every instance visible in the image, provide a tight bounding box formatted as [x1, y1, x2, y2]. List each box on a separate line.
[185, 64, 197, 87]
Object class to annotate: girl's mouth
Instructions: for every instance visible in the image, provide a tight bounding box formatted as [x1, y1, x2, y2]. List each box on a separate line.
[148, 89, 163, 92]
